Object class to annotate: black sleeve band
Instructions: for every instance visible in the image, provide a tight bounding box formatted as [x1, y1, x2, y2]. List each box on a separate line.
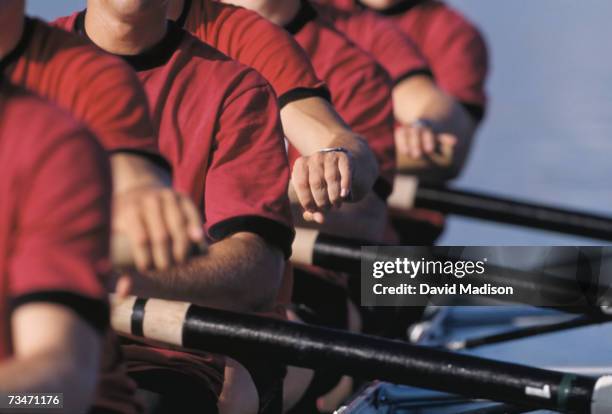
[208, 216, 295, 259]
[131, 297, 148, 337]
[373, 176, 393, 201]
[459, 101, 486, 124]
[393, 68, 434, 87]
[109, 149, 173, 174]
[10, 291, 109, 334]
[278, 86, 332, 109]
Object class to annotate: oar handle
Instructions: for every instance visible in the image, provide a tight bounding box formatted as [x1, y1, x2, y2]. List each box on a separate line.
[110, 234, 205, 269]
[110, 295, 611, 414]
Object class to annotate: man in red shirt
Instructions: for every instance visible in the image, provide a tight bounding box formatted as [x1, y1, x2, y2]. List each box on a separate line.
[321, 0, 489, 125]
[317, 0, 489, 244]
[1, 0, 204, 275]
[165, 0, 380, 224]
[0, 78, 111, 413]
[223, 0, 396, 242]
[58, 1, 295, 412]
[219, 0, 396, 410]
[314, 2, 476, 179]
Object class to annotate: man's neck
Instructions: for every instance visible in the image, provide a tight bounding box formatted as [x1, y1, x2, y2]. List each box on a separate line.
[223, 0, 302, 27]
[0, 1, 25, 60]
[84, 3, 168, 55]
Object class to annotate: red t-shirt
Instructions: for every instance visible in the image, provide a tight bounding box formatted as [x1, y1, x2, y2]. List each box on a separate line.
[320, 0, 489, 122]
[61, 13, 294, 254]
[175, 0, 330, 107]
[0, 80, 111, 361]
[314, 2, 432, 84]
[3, 17, 165, 165]
[286, 1, 396, 199]
[61, 15, 295, 398]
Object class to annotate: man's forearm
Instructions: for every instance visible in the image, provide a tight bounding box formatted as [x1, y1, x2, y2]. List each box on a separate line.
[128, 233, 284, 312]
[110, 152, 171, 194]
[393, 77, 477, 178]
[1, 305, 102, 413]
[0, 352, 93, 406]
[327, 130, 379, 201]
[281, 97, 378, 201]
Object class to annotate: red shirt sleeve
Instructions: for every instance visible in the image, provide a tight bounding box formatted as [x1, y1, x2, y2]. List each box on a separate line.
[204, 70, 294, 258]
[317, 5, 432, 83]
[290, 14, 396, 198]
[396, 2, 489, 118]
[10, 19, 166, 166]
[181, 0, 330, 106]
[4, 86, 111, 333]
[330, 58, 396, 196]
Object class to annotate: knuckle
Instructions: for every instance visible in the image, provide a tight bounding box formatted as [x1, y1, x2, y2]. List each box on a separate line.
[152, 230, 170, 244]
[311, 152, 325, 164]
[309, 178, 326, 191]
[293, 157, 307, 170]
[133, 231, 150, 247]
[143, 193, 161, 208]
[162, 189, 179, 202]
[295, 178, 310, 191]
[324, 168, 341, 182]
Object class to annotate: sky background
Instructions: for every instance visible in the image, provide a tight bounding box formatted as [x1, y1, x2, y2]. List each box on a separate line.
[26, 0, 612, 246]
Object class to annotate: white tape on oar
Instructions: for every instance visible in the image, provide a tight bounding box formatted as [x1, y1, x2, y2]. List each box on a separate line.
[109, 297, 607, 413]
[110, 295, 190, 346]
[591, 376, 612, 414]
[388, 175, 419, 210]
[142, 298, 190, 345]
[110, 294, 137, 336]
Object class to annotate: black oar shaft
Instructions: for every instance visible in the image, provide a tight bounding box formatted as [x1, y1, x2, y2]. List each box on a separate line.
[414, 184, 612, 242]
[122, 298, 598, 413]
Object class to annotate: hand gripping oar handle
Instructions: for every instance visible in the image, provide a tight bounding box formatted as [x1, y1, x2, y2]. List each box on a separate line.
[110, 295, 612, 414]
[110, 234, 205, 269]
[414, 183, 612, 242]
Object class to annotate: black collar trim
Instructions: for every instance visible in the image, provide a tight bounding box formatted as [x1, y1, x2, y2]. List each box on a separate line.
[284, 0, 318, 35]
[0, 17, 36, 74]
[75, 10, 184, 72]
[356, 0, 427, 16]
[176, 0, 193, 28]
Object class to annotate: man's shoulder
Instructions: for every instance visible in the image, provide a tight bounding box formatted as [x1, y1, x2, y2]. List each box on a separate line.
[1, 81, 82, 133]
[0, 81, 99, 166]
[312, 18, 382, 74]
[179, 31, 273, 93]
[26, 17, 139, 80]
[51, 12, 79, 31]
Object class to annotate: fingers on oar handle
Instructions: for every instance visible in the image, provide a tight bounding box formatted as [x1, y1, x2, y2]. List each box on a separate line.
[111, 234, 206, 268]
